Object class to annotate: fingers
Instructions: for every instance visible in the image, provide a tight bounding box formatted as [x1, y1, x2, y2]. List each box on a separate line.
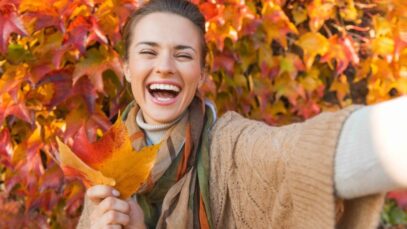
[87, 186, 131, 228]
[99, 210, 130, 226]
[98, 196, 130, 214]
[90, 197, 131, 228]
[87, 185, 120, 203]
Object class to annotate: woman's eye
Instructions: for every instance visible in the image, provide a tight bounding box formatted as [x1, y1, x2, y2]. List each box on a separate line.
[176, 54, 192, 60]
[139, 50, 156, 56]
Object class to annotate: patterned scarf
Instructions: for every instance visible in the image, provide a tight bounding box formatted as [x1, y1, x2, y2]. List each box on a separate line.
[122, 96, 215, 229]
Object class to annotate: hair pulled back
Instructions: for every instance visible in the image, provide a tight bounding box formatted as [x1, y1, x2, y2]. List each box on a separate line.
[122, 0, 207, 68]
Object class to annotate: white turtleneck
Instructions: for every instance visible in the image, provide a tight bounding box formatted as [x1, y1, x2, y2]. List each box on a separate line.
[135, 110, 185, 144]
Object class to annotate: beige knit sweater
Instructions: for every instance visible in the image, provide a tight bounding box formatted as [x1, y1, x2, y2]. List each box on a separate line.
[78, 106, 385, 228]
[208, 107, 385, 229]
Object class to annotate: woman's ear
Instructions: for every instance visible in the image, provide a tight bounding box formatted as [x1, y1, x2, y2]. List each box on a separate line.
[123, 62, 131, 82]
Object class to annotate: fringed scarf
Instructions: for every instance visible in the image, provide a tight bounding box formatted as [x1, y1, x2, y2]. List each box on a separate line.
[122, 96, 215, 229]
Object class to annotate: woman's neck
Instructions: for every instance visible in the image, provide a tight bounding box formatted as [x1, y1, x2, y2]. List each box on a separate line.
[136, 111, 185, 144]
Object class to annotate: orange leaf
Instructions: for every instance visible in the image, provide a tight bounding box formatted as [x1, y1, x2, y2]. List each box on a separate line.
[57, 138, 116, 187]
[58, 117, 159, 199]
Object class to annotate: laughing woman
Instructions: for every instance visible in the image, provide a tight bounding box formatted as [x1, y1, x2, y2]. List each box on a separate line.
[77, 0, 407, 228]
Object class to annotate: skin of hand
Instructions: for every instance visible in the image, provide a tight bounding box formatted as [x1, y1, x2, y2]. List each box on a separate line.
[87, 185, 146, 229]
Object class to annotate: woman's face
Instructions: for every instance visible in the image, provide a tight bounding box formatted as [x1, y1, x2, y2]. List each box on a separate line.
[124, 12, 204, 125]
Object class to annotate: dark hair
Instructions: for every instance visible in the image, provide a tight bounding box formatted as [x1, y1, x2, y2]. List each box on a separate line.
[122, 0, 207, 68]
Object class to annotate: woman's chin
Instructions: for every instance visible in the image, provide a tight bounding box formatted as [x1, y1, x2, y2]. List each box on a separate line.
[143, 105, 181, 125]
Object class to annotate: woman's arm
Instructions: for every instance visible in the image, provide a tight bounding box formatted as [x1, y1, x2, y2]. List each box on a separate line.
[335, 96, 407, 199]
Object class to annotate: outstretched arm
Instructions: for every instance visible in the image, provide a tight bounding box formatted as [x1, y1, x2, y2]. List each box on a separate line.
[335, 96, 407, 199]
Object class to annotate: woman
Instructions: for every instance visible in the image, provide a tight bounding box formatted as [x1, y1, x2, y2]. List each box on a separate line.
[77, 0, 407, 228]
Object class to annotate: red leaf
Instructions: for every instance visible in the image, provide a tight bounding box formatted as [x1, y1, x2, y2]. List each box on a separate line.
[73, 47, 122, 92]
[65, 15, 89, 54]
[18, 0, 63, 32]
[0, 3, 27, 53]
[388, 191, 407, 209]
[37, 69, 73, 107]
[213, 51, 236, 75]
[0, 128, 12, 166]
[0, 94, 33, 124]
[199, 2, 218, 21]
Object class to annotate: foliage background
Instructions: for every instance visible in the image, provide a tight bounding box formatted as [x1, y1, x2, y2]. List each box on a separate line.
[1, 0, 407, 227]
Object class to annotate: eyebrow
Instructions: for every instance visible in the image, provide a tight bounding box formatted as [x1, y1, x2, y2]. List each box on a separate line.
[135, 41, 197, 53]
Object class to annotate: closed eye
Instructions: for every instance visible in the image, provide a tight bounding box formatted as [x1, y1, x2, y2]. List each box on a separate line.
[175, 54, 193, 60]
[139, 50, 157, 56]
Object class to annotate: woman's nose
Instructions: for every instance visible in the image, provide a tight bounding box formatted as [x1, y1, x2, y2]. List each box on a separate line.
[155, 52, 175, 76]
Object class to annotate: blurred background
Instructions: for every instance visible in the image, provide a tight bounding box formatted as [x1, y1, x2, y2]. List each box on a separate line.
[0, 0, 406, 227]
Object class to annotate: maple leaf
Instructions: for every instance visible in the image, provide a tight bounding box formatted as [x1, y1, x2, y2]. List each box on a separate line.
[321, 35, 359, 74]
[0, 3, 28, 53]
[18, 0, 64, 33]
[57, 138, 116, 187]
[297, 32, 329, 69]
[199, 2, 218, 21]
[57, 117, 159, 199]
[307, 0, 335, 32]
[262, 1, 298, 48]
[94, 0, 137, 44]
[73, 47, 122, 92]
[0, 93, 33, 124]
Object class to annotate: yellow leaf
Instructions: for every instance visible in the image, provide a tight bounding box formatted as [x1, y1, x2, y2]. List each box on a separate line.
[57, 117, 159, 199]
[297, 32, 329, 69]
[371, 37, 395, 56]
[57, 138, 116, 187]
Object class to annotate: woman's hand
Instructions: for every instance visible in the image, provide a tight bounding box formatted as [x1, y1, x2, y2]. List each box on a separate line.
[86, 185, 146, 229]
[87, 185, 129, 228]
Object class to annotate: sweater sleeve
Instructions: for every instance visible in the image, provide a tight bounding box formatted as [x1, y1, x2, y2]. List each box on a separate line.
[335, 104, 400, 199]
[209, 106, 385, 229]
[336, 96, 407, 199]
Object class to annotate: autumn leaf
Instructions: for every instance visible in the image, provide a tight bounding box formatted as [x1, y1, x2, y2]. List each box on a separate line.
[73, 46, 122, 92]
[57, 138, 116, 187]
[57, 117, 159, 199]
[2, 0, 407, 226]
[307, 0, 335, 32]
[297, 32, 329, 69]
[321, 35, 359, 74]
[0, 3, 28, 53]
[262, 1, 298, 48]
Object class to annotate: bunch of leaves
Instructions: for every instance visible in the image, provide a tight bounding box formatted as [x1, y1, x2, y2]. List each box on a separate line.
[1, 0, 407, 227]
[0, 0, 136, 227]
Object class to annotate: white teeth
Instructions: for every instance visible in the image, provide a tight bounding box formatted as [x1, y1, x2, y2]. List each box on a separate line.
[149, 83, 180, 92]
[156, 97, 171, 102]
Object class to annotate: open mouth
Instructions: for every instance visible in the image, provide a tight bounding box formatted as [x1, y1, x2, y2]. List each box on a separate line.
[147, 83, 181, 102]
